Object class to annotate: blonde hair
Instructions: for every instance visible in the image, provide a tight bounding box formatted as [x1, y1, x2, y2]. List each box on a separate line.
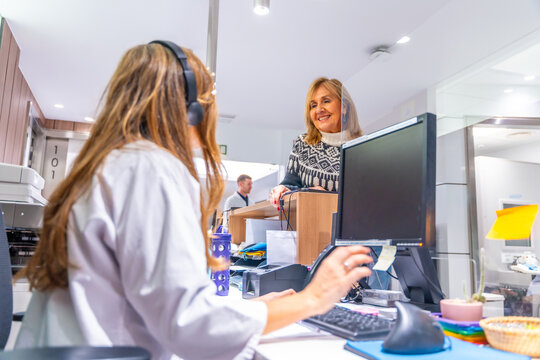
[17, 43, 224, 291]
[304, 77, 362, 145]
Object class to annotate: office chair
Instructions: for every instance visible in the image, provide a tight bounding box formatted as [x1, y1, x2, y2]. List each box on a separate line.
[0, 206, 14, 350]
[0, 346, 151, 360]
[0, 206, 150, 359]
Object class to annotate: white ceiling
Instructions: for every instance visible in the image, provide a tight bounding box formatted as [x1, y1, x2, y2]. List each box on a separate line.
[436, 34, 540, 136]
[215, 0, 450, 130]
[1, 0, 209, 122]
[474, 126, 540, 159]
[1, 0, 540, 132]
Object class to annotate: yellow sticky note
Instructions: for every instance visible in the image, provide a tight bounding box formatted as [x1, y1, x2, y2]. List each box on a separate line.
[486, 204, 538, 240]
[372, 245, 397, 271]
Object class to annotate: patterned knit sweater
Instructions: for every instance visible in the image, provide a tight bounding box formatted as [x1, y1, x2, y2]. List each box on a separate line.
[280, 133, 342, 192]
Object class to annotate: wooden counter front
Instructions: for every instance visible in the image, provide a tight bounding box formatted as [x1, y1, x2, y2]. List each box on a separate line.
[228, 191, 338, 265]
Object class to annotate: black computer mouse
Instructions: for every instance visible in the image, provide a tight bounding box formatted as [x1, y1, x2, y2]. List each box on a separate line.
[382, 302, 446, 354]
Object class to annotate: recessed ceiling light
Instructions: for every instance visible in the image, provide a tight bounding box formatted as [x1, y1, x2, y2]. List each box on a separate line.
[524, 75, 536, 81]
[396, 36, 410, 44]
[503, 89, 514, 94]
[253, 0, 270, 15]
[84, 117, 95, 122]
[54, 104, 64, 109]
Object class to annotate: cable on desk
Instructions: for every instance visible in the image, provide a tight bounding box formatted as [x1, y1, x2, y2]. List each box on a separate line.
[342, 282, 362, 303]
[279, 191, 296, 231]
[287, 192, 293, 230]
[386, 270, 399, 280]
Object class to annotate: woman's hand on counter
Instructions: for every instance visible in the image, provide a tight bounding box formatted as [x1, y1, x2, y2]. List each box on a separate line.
[269, 185, 290, 210]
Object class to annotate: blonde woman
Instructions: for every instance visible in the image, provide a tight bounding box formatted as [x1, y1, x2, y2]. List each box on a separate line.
[15, 43, 372, 359]
[270, 77, 362, 206]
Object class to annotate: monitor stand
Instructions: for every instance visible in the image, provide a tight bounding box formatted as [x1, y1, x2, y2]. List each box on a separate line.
[409, 300, 440, 313]
[392, 247, 443, 313]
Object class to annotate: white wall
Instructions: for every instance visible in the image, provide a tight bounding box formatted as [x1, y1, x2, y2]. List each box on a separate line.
[487, 141, 540, 164]
[217, 122, 302, 167]
[250, 171, 281, 204]
[66, 138, 86, 172]
[218, 170, 281, 210]
[475, 156, 540, 286]
[438, 93, 540, 123]
[215, 122, 301, 209]
[435, 129, 474, 298]
[361, 89, 435, 134]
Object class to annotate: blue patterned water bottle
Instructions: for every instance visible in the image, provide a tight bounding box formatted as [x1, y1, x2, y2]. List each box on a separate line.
[210, 230, 231, 296]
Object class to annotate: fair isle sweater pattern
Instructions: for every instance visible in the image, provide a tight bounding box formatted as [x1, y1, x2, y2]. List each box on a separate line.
[285, 134, 340, 191]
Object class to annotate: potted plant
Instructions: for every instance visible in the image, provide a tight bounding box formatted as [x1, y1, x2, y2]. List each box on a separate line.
[439, 248, 486, 321]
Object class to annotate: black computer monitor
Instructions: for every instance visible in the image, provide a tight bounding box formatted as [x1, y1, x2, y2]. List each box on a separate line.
[334, 113, 443, 310]
[335, 113, 436, 247]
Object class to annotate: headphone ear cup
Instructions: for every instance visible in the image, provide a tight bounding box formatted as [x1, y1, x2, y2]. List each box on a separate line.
[187, 101, 204, 126]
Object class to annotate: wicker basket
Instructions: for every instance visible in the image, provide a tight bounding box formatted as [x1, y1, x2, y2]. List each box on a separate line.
[479, 316, 540, 357]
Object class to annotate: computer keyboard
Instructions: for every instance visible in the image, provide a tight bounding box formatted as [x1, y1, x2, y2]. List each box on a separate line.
[303, 305, 394, 341]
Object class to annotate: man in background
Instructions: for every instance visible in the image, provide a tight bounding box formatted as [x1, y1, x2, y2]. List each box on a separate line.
[221, 174, 254, 232]
[224, 174, 254, 211]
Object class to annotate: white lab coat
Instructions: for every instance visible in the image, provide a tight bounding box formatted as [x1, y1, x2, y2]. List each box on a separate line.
[15, 141, 267, 360]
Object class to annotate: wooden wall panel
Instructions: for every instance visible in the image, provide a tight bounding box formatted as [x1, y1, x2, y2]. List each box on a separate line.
[53, 120, 75, 131]
[74, 122, 93, 133]
[0, 20, 12, 115]
[0, 23, 20, 161]
[0, 19, 89, 165]
[13, 83, 31, 164]
[0, 20, 47, 165]
[3, 67, 23, 163]
[44, 119, 55, 129]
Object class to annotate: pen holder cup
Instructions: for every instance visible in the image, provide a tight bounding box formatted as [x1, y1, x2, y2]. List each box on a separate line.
[211, 233, 231, 296]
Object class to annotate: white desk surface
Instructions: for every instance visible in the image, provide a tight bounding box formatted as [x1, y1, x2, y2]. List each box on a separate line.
[228, 286, 373, 359]
[255, 323, 361, 360]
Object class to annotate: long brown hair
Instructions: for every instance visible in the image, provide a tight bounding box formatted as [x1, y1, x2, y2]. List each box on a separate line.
[304, 77, 362, 145]
[17, 43, 224, 291]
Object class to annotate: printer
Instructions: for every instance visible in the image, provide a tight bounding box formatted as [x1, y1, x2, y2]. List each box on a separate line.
[0, 163, 46, 229]
[242, 263, 308, 299]
[0, 163, 46, 204]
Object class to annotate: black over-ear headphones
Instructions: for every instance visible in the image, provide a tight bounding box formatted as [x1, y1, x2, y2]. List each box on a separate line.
[149, 40, 204, 126]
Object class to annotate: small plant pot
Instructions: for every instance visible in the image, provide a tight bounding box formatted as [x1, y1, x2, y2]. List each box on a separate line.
[440, 299, 483, 321]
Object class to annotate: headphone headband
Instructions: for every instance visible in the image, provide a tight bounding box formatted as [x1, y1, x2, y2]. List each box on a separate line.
[149, 40, 204, 126]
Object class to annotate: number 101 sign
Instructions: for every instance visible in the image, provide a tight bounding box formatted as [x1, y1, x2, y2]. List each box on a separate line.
[42, 138, 68, 199]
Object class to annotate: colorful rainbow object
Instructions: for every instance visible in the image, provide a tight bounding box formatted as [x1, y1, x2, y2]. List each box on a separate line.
[434, 315, 488, 345]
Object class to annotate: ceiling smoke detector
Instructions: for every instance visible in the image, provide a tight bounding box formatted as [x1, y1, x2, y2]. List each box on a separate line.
[369, 46, 392, 63]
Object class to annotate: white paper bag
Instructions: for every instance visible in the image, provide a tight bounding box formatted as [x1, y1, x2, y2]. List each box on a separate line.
[245, 219, 283, 246]
[266, 230, 297, 264]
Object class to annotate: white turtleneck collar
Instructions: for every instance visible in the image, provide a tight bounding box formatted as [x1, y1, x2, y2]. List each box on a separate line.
[320, 130, 350, 147]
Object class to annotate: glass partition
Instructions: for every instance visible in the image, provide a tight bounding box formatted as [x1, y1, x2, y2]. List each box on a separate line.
[439, 34, 540, 315]
[340, 20, 540, 315]
[340, 83, 362, 144]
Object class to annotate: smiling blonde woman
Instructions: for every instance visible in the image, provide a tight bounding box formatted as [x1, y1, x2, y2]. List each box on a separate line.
[269, 77, 362, 206]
